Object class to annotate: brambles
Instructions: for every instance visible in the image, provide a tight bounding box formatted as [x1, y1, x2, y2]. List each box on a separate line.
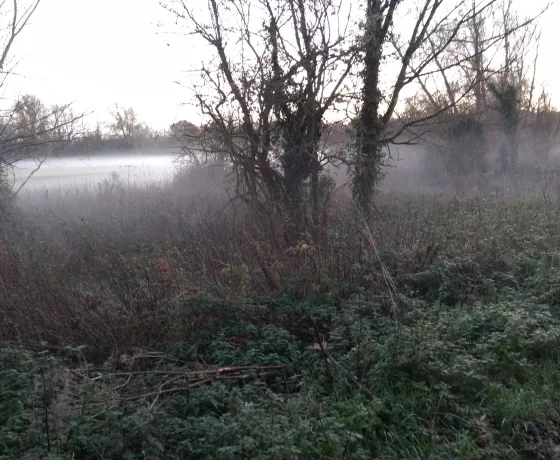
[3, 186, 560, 458]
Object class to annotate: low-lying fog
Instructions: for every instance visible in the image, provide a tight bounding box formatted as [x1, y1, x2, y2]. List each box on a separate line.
[12, 154, 178, 190]
[12, 142, 554, 198]
[11, 145, 425, 193]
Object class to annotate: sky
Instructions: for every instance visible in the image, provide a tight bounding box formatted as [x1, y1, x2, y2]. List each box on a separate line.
[5, 0, 560, 131]
[9, 0, 193, 131]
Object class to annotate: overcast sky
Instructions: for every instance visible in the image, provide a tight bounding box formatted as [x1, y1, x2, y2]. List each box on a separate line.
[7, 0, 560, 131]
[9, 0, 191, 130]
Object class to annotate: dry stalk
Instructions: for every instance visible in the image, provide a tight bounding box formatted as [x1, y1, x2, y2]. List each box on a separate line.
[360, 217, 400, 325]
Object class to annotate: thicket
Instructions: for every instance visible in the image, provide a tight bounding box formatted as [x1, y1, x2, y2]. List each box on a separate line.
[2, 175, 560, 458]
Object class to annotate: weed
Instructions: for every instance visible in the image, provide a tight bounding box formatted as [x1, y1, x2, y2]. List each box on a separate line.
[4, 184, 560, 458]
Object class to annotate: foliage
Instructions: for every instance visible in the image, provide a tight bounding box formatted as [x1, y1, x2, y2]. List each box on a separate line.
[5, 193, 560, 458]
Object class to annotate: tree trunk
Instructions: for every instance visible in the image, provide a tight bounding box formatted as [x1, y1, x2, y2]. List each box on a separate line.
[310, 167, 320, 241]
[471, 3, 486, 114]
[353, 0, 386, 219]
[507, 134, 518, 171]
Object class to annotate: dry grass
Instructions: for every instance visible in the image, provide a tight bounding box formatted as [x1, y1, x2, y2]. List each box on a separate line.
[4, 163, 560, 352]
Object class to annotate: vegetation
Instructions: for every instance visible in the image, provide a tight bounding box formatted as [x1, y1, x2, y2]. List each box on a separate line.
[432, 115, 489, 191]
[161, 0, 539, 228]
[489, 83, 521, 173]
[1, 0, 560, 459]
[3, 177, 560, 458]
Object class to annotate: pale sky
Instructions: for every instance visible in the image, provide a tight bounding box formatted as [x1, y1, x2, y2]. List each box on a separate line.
[6, 0, 560, 131]
[10, 0, 194, 131]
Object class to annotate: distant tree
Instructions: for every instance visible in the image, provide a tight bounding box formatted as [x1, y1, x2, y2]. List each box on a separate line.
[109, 105, 146, 149]
[170, 120, 199, 138]
[488, 82, 520, 173]
[446, 116, 487, 180]
[90, 122, 105, 146]
[0, 1, 84, 203]
[47, 105, 83, 154]
[531, 90, 560, 164]
[11, 94, 48, 153]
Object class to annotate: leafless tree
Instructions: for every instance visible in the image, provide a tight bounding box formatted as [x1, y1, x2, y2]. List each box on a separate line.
[110, 105, 141, 145]
[162, 0, 358, 242]
[353, 0, 542, 215]
[0, 0, 41, 85]
[0, 1, 85, 202]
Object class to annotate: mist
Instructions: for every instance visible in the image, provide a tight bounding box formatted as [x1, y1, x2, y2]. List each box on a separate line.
[4, 0, 560, 457]
[12, 152, 178, 190]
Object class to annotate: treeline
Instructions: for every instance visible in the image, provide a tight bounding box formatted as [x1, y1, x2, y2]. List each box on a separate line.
[63, 108, 201, 156]
[5, 101, 195, 157]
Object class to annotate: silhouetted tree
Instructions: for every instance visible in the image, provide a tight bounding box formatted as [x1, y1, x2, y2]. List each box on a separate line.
[488, 82, 520, 173]
[110, 105, 139, 149]
[163, 0, 357, 242]
[354, 0, 540, 215]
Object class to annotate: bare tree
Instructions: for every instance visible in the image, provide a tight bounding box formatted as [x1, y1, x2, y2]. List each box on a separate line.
[353, 0, 541, 215]
[0, 1, 85, 203]
[49, 104, 83, 149]
[162, 0, 357, 242]
[0, 0, 41, 84]
[109, 105, 142, 147]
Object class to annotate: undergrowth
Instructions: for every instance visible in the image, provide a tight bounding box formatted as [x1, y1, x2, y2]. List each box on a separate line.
[3, 192, 560, 458]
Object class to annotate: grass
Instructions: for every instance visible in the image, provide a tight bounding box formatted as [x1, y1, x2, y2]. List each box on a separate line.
[2, 168, 560, 458]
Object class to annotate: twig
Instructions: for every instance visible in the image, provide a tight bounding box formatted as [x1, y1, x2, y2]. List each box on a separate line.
[11, 157, 46, 197]
[361, 218, 400, 325]
[327, 355, 376, 400]
[125, 371, 279, 402]
[110, 364, 286, 378]
[127, 350, 188, 365]
[114, 373, 133, 392]
[148, 374, 187, 411]
[307, 392, 331, 448]
[85, 403, 122, 422]
[0, 340, 65, 353]
[124, 386, 192, 401]
[188, 377, 214, 389]
[214, 372, 275, 381]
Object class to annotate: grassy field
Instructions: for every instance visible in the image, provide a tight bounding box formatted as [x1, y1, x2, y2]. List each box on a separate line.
[2, 172, 560, 459]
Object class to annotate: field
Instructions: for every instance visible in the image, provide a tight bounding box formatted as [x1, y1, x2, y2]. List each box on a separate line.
[2, 168, 560, 459]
